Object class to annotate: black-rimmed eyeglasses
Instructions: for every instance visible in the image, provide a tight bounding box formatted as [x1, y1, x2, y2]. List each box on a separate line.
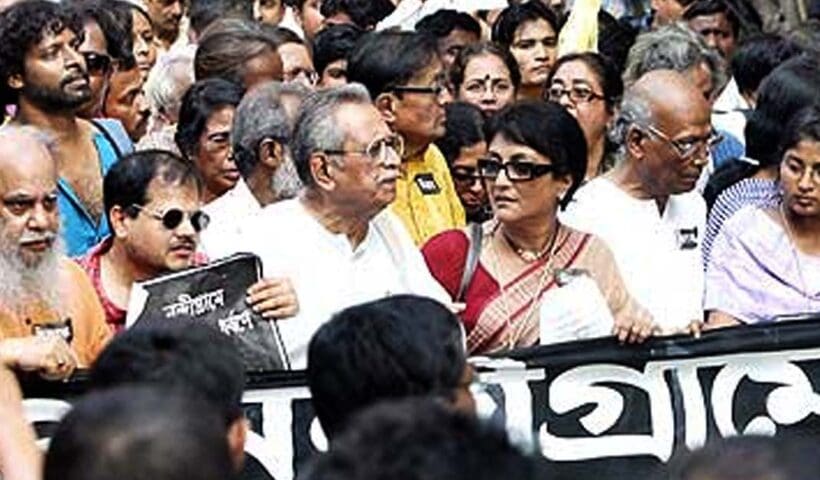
[477, 156, 559, 182]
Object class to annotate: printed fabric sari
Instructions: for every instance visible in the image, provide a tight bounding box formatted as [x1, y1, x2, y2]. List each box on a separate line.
[422, 221, 651, 354]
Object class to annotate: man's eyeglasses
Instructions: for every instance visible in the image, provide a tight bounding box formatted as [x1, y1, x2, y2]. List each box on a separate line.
[130, 204, 210, 232]
[641, 124, 723, 159]
[82, 52, 112, 75]
[546, 84, 605, 104]
[325, 134, 405, 163]
[284, 68, 319, 86]
[477, 156, 559, 182]
[390, 77, 448, 97]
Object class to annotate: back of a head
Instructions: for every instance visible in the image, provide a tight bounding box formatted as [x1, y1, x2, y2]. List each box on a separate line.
[415, 9, 482, 39]
[731, 34, 803, 96]
[745, 54, 820, 166]
[45, 386, 233, 480]
[622, 22, 725, 90]
[194, 18, 276, 85]
[668, 435, 819, 480]
[319, 0, 395, 30]
[311, 23, 364, 78]
[302, 397, 549, 480]
[89, 324, 246, 424]
[306, 295, 466, 439]
[189, 0, 253, 37]
[346, 30, 438, 99]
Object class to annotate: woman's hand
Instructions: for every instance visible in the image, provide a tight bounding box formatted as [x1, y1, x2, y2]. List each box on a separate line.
[246, 277, 299, 319]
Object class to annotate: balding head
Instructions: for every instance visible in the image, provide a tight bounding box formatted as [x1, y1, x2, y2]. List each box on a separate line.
[616, 70, 713, 198]
[0, 126, 61, 309]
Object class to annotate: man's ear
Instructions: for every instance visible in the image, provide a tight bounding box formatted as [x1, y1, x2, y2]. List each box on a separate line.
[7, 73, 23, 90]
[226, 417, 248, 471]
[109, 205, 130, 239]
[625, 125, 646, 161]
[308, 153, 335, 191]
[374, 92, 398, 127]
[258, 139, 284, 170]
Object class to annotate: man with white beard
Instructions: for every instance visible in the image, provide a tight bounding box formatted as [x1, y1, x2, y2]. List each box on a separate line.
[0, 127, 111, 376]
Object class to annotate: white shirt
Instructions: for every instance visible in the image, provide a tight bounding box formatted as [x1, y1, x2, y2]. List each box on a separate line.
[377, 0, 507, 30]
[712, 77, 749, 148]
[201, 178, 262, 260]
[559, 178, 706, 332]
[237, 199, 451, 368]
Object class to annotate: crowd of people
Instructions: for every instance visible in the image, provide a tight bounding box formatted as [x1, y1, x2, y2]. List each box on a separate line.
[0, 0, 818, 478]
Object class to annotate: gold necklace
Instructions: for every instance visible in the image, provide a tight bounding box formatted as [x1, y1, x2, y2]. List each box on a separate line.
[490, 222, 563, 350]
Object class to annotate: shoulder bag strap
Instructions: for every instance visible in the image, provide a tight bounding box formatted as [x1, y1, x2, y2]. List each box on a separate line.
[455, 222, 483, 302]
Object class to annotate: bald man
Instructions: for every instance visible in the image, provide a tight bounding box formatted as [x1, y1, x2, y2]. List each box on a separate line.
[0, 127, 110, 377]
[560, 70, 712, 334]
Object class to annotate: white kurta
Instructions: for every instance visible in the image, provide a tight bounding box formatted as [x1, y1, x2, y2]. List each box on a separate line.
[560, 178, 706, 332]
[237, 199, 451, 368]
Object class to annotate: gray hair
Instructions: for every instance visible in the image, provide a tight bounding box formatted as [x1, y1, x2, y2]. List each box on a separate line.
[232, 81, 308, 177]
[609, 87, 655, 150]
[623, 23, 727, 95]
[290, 83, 372, 187]
[144, 46, 196, 125]
[0, 125, 56, 158]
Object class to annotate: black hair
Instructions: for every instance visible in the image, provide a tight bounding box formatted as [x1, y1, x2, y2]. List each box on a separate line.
[436, 102, 485, 165]
[175, 78, 244, 160]
[103, 149, 203, 225]
[682, 0, 741, 37]
[302, 398, 552, 480]
[189, 0, 253, 37]
[347, 30, 439, 98]
[312, 23, 364, 77]
[319, 0, 395, 30]
[416, 9, 482, 39]
[597, 9, 637, 74]
[547, 52, 623, 111]
[705, 54, 820, 207]
[68, 0, 135, 68]
[0, 0, 84, 107]
[779, 104, 820, 161]
[89, 325, 246, 424]
[668, 435, 820, 480]
[450, 42, 521, 94]
[491, 1, 560, 48]
[45, 386, 233, 480]
[307, 295, 466, 439]
[194, 19, 280, 86]
[485, 100, 587, 209]
[107, 0, 153, 60]
[731, 33, 803, 95]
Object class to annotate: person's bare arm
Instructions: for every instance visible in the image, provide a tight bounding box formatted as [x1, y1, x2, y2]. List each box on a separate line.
[705, 311, 742, 330]
[0, 365, 42, 480]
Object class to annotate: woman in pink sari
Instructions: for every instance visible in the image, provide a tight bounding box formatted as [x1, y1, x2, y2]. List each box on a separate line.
[422, 101, 654, 354]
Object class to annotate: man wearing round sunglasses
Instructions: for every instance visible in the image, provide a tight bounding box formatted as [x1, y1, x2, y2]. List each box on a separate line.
[347, 30, 465, 246]
[561, 70, 711, 335]
[77, 150, 298, 331]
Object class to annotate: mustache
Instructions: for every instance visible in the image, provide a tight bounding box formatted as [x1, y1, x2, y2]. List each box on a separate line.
[61, 71, 89, 87]
[19, 231, 57, 245]
[170, 238, 196, 250]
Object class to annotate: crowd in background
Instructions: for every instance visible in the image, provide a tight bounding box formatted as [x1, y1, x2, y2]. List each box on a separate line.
[0, 0, 818, 478]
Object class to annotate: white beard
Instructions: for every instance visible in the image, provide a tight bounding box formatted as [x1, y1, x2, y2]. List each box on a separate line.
[0, 235, 65, 315]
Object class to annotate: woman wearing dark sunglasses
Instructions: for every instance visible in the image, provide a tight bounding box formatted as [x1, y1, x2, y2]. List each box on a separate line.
[422, 101, 655, 354]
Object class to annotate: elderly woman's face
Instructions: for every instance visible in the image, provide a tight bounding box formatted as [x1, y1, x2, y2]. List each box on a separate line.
[457, 54, 515, 117]
[547, 60, 611, 147]
[195, 105, 240, 201]
[484, 134, 571, 225]
[780, 139, 820, 219]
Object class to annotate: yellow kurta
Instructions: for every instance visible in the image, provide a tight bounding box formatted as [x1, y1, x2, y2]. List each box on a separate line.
[391, 144, 465, 245]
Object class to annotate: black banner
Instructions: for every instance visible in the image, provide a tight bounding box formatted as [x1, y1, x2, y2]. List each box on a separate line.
[19, 319, 820, 480]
